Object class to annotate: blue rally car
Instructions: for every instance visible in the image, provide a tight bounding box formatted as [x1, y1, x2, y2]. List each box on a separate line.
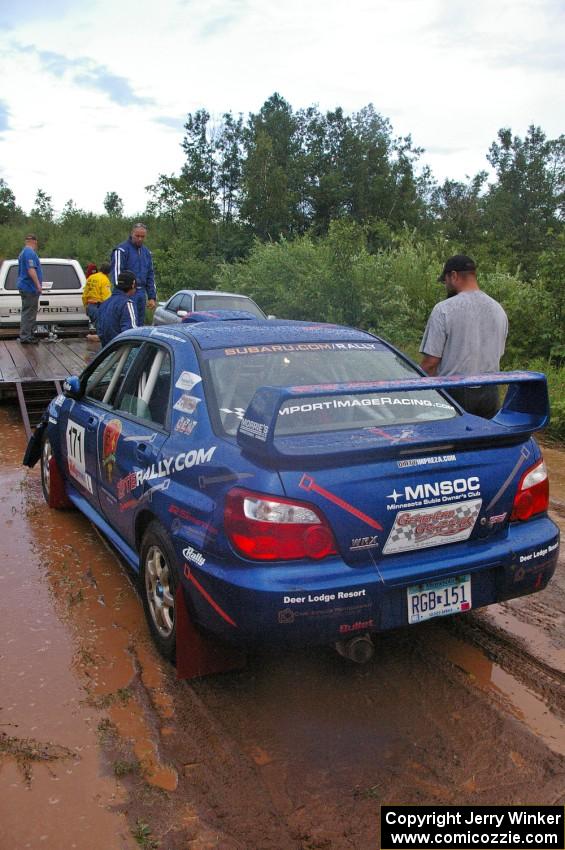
[29, 318, 559, 678]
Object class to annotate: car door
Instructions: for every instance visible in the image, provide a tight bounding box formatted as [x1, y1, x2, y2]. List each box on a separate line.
[57, 341, 143, 511]
[96, 343, 172, 547]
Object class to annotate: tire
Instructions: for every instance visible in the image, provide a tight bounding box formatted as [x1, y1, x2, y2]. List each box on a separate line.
[40, 435, 53, 505]
[139, 521, 179, 662]
[40, 435, 72, 509]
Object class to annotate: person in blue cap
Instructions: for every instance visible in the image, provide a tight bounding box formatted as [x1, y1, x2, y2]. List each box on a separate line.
[17, 233, 43, 344]
[96, 270, 137, 346]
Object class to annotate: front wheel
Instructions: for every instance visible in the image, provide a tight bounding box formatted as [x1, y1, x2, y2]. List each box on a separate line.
[139, 522, 179, 662]
[40, 436, 53, 504]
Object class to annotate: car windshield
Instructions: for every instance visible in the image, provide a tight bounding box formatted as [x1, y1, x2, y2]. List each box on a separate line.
[194, 294, 265, 318]
[5, 263, 82, 291]
[204, 341, 458, 437]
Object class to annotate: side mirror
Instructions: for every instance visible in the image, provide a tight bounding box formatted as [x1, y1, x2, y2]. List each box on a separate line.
[177, 309, 188, 318]
[63, 375, 81, 398]
[267, 314, 276, 320]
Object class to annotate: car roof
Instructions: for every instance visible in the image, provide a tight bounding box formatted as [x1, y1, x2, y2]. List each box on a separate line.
[145, 319, 385, 351]
[167, 289, 257, 299]
[3, 257, 80, 264]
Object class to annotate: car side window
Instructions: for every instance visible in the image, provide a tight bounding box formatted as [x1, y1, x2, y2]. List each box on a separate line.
[114, 344, 171, 428]
[167, 294, 183, 313]
[179, 294, 193, 312]
[84, 343, 142, 406]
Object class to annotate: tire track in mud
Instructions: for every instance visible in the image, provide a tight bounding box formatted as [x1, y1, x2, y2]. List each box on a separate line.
[445, 612, 565, 718]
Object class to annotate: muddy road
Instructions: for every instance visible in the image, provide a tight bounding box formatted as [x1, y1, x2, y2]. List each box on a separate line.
[0, 404, 564, 850]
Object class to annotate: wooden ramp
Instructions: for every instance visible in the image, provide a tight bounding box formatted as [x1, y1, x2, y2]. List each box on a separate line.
[0, 337, 100, 439]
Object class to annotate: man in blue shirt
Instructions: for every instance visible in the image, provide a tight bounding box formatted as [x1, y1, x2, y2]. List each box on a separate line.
[17, 233, 43, 344]
[110, 223, 156, 326]
[96, 271, 138, 346]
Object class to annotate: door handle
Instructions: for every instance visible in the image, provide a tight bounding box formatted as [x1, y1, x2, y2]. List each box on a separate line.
[136, 442, 156, 462]
[87, 415, 98, 431]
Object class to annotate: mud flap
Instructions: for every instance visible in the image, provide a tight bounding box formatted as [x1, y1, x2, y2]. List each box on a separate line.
[48, 456, 72, 509]
[175, 585, 246, 680]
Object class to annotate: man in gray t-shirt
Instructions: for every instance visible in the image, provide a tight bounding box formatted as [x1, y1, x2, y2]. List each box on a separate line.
[420, 254, 508, 417]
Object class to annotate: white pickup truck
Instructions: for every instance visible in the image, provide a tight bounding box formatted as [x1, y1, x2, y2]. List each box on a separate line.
[0, 258, 88, 330]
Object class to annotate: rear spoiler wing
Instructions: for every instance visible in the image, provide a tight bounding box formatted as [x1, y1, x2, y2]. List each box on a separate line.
[236, 371, 549, 463]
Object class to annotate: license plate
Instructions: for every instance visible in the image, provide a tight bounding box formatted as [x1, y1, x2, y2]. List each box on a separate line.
[407, 574, 472, 624]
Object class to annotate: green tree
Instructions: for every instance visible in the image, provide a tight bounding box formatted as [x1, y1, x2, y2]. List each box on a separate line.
[0, 179, 21, 224]
[483, 125, 565, 277]
[31, 188, 54, 221]
[241, 93, 304, 239]
[181, 109, 216, 206]
[103, 191, 124, 217]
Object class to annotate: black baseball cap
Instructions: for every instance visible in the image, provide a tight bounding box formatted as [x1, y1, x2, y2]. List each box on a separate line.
[438, 254, 477, 282]
[117, 270, 136, 290]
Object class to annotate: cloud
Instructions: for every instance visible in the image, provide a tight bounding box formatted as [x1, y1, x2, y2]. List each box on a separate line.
[37, 50, 75, 77]
[74, 68, 153, 107]
[0, 100, 10, 133]
[153, 116, 186, 131]
[200, 14, 238, 38]
[19, 46, 153, 107]
[0, 0, 74, 29]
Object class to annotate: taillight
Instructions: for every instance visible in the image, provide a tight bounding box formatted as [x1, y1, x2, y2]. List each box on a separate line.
[224, 487, 338, 561]
[510, 459, 549, 521]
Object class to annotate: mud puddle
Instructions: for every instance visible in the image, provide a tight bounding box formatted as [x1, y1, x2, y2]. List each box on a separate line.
[1, 401, 564, 850]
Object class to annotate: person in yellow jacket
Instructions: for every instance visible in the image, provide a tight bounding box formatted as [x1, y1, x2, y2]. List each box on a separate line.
[83, 261, 112, 327]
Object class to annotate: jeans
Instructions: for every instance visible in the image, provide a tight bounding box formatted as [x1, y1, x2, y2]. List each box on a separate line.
[86, 303, 100, 324]
[19, 292, 40, 341]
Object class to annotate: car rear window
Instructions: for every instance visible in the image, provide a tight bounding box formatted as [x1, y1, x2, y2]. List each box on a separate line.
[194, 294, 265, 318]
[204, 342, 457, 436]
[4, 263, 82, 291]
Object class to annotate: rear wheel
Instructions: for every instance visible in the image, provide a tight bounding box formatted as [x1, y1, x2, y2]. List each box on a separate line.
[139, 522, 179, 662]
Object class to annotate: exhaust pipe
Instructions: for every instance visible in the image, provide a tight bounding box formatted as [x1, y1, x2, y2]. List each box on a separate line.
[335, 632, 375, 664]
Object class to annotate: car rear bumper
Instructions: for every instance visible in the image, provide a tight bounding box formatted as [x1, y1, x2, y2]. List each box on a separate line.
[178, 516, 560, 648]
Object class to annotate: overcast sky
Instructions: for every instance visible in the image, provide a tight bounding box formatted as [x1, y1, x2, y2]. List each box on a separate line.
[0, 0, 563, 216]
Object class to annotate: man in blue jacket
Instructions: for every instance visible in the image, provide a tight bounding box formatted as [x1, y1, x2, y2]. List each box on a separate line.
[96, 271, 137, 346]
[110, 223, 156, 325]
[17, 233, 43, 344]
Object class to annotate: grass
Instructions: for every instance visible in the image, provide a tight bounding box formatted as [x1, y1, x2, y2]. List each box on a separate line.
[132, 819, 159, 849]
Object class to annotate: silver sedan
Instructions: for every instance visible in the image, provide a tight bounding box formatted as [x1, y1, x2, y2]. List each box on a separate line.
[152, 289, 268, 326]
